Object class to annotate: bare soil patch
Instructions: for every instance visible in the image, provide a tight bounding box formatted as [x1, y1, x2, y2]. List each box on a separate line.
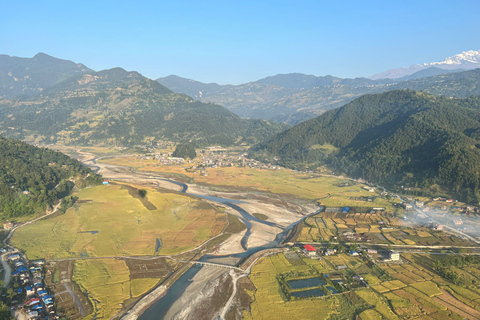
[125, 258, 171, 280]
[190, 272, 234, 320]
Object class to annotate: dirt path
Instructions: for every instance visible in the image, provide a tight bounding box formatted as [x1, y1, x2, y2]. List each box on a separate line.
[62, 280, 87, 317]
[219, 270, 247, 320]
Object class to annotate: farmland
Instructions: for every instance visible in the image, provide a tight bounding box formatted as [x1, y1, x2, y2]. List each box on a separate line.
[10, 183, 226, 259]
[297, 211, 474, 247]
[100, 155, 402, 210]
[11, 148, 479, 320]
[242, 249, 480, 320]
[72, 258, 167, 319]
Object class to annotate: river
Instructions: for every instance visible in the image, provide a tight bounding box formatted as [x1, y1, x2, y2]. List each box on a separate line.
[137, 179, 317, 320]
[83, 156, 313, 319]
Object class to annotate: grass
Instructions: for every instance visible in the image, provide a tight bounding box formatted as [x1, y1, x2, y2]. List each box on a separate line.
[11, 184, 226, 259]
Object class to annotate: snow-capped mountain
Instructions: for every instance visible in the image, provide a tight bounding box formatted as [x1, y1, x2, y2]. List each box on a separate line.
[370, 49, 480, 80]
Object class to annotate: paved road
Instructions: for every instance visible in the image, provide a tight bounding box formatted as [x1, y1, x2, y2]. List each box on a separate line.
[1, 253, 12, 286]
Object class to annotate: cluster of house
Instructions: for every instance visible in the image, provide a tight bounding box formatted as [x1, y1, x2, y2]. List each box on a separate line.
[137, 148, 283, 171]
[302, 245, 363, 258]
[402, 197, 479, 215]
[301, 245, 400, 263]
[8, 253, 57, 319]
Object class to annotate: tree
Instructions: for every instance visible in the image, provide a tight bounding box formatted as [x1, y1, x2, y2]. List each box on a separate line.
[0, 303, 11, 320]
[172, 143, 197, 159]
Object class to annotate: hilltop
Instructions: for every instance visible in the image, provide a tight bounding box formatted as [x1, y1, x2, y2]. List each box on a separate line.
[0, 53, 93, 99]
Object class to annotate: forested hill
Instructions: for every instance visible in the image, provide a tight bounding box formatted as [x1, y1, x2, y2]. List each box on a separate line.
[0, 135, 102, 219]
[0, 68, 287, 147]
[250, 90, 480, 201]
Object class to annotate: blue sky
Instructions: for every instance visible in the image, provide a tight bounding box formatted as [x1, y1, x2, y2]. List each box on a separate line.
[2, 0, 479, 84]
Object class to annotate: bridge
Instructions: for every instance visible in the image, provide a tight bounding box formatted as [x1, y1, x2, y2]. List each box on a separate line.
[188, 260, 242, 271]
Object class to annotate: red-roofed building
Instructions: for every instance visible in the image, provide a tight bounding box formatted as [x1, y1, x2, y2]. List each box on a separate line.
[303, 245, 317, 257]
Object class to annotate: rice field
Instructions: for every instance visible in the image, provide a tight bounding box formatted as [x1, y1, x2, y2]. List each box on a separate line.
[296, 210, 475, 247]
[11, 184, 226, 259]
[244, 250, 480, 320]
[100, 156, 401, 208]
[73, 258, 161, 320]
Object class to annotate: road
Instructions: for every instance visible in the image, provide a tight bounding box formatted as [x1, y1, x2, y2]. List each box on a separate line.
[61, 280, 87, 317]
[1, 202, 62, 286]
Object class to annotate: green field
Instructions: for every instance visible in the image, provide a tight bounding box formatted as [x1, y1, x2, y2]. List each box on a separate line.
[11, 184, 226, 259]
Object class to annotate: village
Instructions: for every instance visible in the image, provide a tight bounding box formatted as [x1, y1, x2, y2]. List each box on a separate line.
[136, 145, 282, 173]
[4, 253, 56, 320]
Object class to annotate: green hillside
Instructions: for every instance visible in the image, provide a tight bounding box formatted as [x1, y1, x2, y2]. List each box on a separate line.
[250, 90, 480, 201]
[0, 135, 101, 219]
[0, 68, 286, 147]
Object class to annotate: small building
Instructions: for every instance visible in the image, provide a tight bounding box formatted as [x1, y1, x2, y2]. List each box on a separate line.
[367, 249, 377, 254]
[303, 245, 317, 257]
[402, 203, 413, 210]
[349, 250, 359, 256]
[337, 265, 348, 270]
[388, 251, 400, 261]
[415, 201, 424, 208]
[3, 222, 13, 230]
[103, 180, 109, 185]
[8, 253, 20, 261]
[324, 248, 337, 256]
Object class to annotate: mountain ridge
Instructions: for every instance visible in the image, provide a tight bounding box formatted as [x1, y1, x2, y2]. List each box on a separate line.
[0, 64, 286, 147]
[370, 49, 480, 80]
[157, 68, 480, 125]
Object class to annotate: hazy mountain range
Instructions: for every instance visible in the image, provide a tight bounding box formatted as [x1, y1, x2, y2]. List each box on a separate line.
[158, 66, 480, 125]
[1, 51, 480, 200]
[0, 54, 285, 147]
[370, 49, 480, 80]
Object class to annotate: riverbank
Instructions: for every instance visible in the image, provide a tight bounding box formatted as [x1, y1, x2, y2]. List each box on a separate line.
[64, 149, 317, 319]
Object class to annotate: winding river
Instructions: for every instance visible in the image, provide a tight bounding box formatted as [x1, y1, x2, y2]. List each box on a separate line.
[138, 179, 316, 320]
[85, 156, 314, 319]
